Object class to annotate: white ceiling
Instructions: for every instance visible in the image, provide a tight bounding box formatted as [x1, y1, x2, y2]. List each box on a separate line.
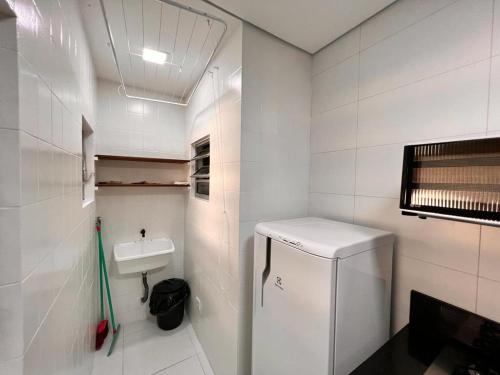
[80, 0, 395, 99]
[202, 0, 396, 53]
[80, 0, 239, 103]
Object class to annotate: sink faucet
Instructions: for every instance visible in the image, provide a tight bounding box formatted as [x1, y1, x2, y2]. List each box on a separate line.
[140, 229, 146, 238]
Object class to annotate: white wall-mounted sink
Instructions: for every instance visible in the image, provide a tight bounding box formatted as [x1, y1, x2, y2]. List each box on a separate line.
[113, 238, 175, 275]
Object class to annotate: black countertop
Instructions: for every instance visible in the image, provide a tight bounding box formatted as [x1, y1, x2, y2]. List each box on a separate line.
[351, 292, 500, 375]
[351, 326, 427, 375]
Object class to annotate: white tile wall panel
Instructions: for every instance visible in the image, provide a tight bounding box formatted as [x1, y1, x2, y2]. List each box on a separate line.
[353, 195, 480, 274]
[96, 80, 186, 159]
[50, 94, 63, 149]
[238, 24, 311, 375]
[37, 140, 53, 201]
[479, 226, 500, 282]
[0, 0, 98, 373]
[185, 26, 244, 375]
[488, 56, 500, 133]
[311, 0, 500, 338]
[310, 149, 356, 194]
[37, 82, 52, 143]
[359, 0, 493, 98]
[0, 357, 22, 375]
[0, 47, 18, 130]
[392, 255, 477, 333]
[0, 17, 17, 51]
[312, 54, 358, 114]
[0, 282, 22, 362]
[308, 193, 354, 223]
[476, 277, 500, 321]
[17, 56, 39, 138]
[0, 129, 20, 206]
[0, 207, 20, 285]
[357, 60, 490, 148]
[360, 0, 458, 50]
[313, 27, 360, 76]
[95, 77, 188, 326]
[310, 103, 358, 153]
[493, 0, 500, 56]
[396, 215, 480, 275]
[355, 143, 404, 198]
[353, 196, 405, 234]
[22, 267, 40, 353]
[20, 131, 38, 205]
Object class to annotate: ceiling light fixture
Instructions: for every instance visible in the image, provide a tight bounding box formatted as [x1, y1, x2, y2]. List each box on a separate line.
[142, 48, 167, 65]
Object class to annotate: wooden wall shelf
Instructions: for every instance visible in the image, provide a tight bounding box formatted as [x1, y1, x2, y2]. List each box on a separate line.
[95, 154, 189, 164]
[96, 183, 190, 187]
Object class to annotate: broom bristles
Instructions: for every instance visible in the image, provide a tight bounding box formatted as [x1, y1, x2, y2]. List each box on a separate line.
[95, 320, 109, 350]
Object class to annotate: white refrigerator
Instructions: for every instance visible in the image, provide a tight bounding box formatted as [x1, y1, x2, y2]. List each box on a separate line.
[252, 217, 394, 375]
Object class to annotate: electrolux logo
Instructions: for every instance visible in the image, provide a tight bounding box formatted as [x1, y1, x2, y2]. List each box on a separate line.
[274, 276, 284, 291]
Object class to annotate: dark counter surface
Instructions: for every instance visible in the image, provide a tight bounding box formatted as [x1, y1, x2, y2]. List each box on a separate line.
[351, 326, 427, 375]
[350, 291, 500, 375]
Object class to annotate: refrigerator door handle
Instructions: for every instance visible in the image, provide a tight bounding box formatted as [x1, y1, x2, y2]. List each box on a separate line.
[261, 237, 271, 307]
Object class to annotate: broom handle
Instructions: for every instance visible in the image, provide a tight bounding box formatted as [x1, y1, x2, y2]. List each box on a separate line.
[98, 223, 105, 321]
[97, 219, 117, 331]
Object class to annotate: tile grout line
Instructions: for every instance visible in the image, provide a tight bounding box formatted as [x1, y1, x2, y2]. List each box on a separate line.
[312, 0, 460, 78]
[356, 55, 491, 101]
[357, 0, 461, 54]
[477, 274, 500, 284]
[486, 0, 496, 134]
[352, 29, 362, 224]
[195, 354, 208, 375]
[311, 130, 491, 156]
[474, 0, 496, 314]
[400, 253, 481, 279]
[22, 231, 94, 356]
[475, 226, 483, 312]
[312, 55, 493, 118]
[150, 354, 199, 375]
[312, 50, 359, 78]
[186, 322, 212, 375]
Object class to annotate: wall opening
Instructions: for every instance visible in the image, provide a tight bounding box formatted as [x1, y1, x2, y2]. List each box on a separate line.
[82, 116, 95, 206]
[191, 136, 210, 200]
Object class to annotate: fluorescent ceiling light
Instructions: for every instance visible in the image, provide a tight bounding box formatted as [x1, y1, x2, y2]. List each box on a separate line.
[142, 48, 167, 65]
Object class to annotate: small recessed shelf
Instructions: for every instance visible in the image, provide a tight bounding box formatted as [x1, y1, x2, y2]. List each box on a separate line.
[95, 154, 189, 164]
[96, 183, 190, 187]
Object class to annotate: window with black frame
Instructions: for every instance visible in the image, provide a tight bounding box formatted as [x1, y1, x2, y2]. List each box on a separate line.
[191, 137, 210, 199]
[400, 137, 500, 225]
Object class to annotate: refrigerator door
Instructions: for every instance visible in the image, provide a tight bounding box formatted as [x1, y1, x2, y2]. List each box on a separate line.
[252, 234, 336, 375]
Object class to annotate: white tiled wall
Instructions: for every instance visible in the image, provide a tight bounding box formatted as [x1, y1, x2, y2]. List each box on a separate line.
[0, 0, 98, 374]
[239, 24, 312, 375]
[96, 80, 186, 159]
[95, 79, 188, 324]
[310, 0, 500, 333]
[184, 26, 242, 375]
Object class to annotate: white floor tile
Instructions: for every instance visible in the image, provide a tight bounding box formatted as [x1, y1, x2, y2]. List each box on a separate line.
[123, 326, 194, 375]
[91, 329, 124, 375]
[154, 356, 204, 375]
[91, 318, 214, 375]
[196, 351, 215, 375]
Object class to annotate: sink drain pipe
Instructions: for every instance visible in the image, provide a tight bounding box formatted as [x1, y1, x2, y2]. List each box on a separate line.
[141, 272, 149, 303]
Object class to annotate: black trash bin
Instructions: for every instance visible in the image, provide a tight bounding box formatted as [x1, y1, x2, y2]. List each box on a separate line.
[149, 278, 190, 330]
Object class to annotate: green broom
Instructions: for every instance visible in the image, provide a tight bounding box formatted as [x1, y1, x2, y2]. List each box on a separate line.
[96, 217, 121, 356]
